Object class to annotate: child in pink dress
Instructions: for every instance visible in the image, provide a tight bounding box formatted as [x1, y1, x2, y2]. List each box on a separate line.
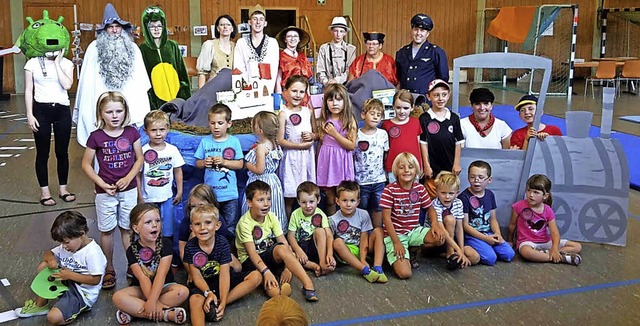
[316, 84, 357, 216]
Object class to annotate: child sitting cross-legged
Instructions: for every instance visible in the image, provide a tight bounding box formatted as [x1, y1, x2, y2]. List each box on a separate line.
[236, 180, 319, 301]
[330, 180, 387, 283]
[287, 181, 336, 276]
[426, 172, 476, 270]
[185, 205, 261, 324]
[15, 211, 107, 325]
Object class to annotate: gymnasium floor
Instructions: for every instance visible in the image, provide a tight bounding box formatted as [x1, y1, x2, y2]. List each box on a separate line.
[0, 83, 638, 325]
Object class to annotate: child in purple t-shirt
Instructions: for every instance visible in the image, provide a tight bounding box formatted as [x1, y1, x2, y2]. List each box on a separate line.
[507, 174, 582, 266]
[81, 91, 144, 289]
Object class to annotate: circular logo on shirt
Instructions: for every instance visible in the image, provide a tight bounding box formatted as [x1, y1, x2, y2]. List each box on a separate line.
[252, 226, 263, 240]
[139, 247, 154, 264]
[520, 207, 534, 220]
[290, 113, 302, 126]
[442, 209, 452, 217]
[311, 214, 323, 227]
[357, 141, 370, 152]
[144, 149, 158, 164]
[469, 196, 480, 209]
[388, 126, 401, 138]
[448, 125, 454, 133]
[193, 251, 208, 268]
[337, 219, 350, 233]
[427, 121, 440, 134]
[222, 147, 236, 160]
[409, 189, 420, 203]
[115, 137, 131, 151]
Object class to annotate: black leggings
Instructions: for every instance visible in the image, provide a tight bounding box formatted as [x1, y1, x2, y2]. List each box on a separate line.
[33, 102, 71, 187]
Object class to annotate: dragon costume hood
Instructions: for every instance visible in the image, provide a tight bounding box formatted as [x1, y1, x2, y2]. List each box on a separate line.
[141, 6, 167, 50]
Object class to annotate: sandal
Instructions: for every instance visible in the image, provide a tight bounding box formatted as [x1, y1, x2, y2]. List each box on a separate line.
[116, 310, 131, 324]
[163, 307, 187, 324]
[58, 193, 76, 203]
[409, 248, 420, 269]
[446, 253, 462, 270]
[102, 269, 116, 289]
[39, 197, 56, 206]
[561, 251, 582, 266]
[301, 287, 318, 302]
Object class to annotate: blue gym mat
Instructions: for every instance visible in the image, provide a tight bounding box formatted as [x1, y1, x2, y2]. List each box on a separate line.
[458, 105, 640, 190]
[620, 115, 640, 124]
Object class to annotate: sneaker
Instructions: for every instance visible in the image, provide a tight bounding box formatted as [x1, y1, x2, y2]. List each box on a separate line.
[362, 270, 380, 283]
[301, 287, 319, 302]
[376, 272, 388, 283]
[446, 254, 462, 270]
[15, 299, 49, 318]
[561, 252, 582, 266]
[116, 310, 132, 324]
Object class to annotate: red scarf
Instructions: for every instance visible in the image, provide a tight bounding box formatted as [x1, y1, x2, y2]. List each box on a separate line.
[469, 114, 495, 137]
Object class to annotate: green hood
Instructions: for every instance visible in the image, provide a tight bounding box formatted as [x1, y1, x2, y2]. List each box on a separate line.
[141, 6, 167, 50]
[16, 10, 70, 59]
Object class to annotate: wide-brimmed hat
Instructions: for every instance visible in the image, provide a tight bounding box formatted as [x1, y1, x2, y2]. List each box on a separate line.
[96, 3, 132, 31]
[328, 16, 350, 32]
[276, 26, 310, 49]
[515, 94, 538, 111]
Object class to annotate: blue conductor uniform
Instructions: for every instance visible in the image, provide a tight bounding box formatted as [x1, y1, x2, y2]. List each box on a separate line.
[395, 41, 449, 95]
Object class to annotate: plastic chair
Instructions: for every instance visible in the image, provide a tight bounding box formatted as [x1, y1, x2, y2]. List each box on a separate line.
[584, 60, 617, 98]
[618, 60, 640, 95]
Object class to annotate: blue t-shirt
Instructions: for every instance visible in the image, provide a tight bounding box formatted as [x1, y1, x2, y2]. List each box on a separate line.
[194, 135, 244, 201]
[183, 237, 232, 282]
[458, 188, 497, 233]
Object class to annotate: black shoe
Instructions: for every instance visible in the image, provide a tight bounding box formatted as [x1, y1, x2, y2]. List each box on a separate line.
[446, 253, 462, 270]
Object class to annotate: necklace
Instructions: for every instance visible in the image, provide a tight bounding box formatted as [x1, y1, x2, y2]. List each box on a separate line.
[469, 113, 495, 137]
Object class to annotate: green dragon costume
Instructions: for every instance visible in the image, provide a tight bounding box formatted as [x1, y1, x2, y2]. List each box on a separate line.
[139, 6, 191, 110]
[16, 10, 70, 59]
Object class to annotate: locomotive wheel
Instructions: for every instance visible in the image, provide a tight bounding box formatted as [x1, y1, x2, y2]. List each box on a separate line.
[578, 198, 626, 242]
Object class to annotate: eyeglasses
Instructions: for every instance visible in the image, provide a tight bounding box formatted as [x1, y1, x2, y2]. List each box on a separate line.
[468, 175, 488, 181]
[286, 35, 299, 39]
[365, 42, 380, 47]
[149, 25, 163, 30]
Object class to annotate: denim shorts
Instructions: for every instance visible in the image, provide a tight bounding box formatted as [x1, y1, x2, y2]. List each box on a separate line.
[358, 182, 385, 213]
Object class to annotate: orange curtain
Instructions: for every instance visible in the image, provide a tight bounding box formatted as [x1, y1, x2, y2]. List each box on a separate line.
[487, 6, 536, 44]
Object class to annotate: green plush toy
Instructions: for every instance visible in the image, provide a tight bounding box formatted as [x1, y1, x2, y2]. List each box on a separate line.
[15, 10, 70, 60]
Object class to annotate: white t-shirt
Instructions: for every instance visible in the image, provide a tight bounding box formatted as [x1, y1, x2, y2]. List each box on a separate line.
[141, 143, 185, 203]
[24, 57, 73, 105]
[354, 128, 388, 185]
[460, 117, 512, 149]
[51, 239, 106, 307]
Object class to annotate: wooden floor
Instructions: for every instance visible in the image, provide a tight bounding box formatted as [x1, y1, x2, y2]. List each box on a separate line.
[0, 82, 638, 325]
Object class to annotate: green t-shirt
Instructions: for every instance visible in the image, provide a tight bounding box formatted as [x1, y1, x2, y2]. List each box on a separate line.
[235, 211, 283, 263]
[288, 207, 330, 242]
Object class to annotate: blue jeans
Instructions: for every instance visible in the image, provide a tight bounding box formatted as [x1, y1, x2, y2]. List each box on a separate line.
[155, 198, 175, 237]
[465, 233, 515, 266]
[219, 199, 239, 237]
[358, 182, 385, 213]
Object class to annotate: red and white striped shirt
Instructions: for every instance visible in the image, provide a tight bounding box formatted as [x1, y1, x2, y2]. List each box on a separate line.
[379, 182, 432, 236]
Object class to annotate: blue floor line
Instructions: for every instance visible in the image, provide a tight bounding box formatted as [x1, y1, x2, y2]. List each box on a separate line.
[313, 278, 640, 326]
[629, 213, 640, 221]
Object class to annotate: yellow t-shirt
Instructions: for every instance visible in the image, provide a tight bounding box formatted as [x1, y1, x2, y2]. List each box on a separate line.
[288, 207, 329, 242]
[235, 211, 283, 263]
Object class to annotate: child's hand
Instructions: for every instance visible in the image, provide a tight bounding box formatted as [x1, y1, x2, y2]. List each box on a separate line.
[431, 225, 445, 243]
[172, 192, 183, 205]
[458, 253, 471, 268]
[100, 182, 117, 195]
[204, 156, 214, 168]
[216, 302, 226, 321]
[263, 270, 278, 291]
[115, 177, 131, 191]
[323, 122, 338, 137]
[326, 255, 336, 270]
[299, 141, 314, 150]
[295, 249, 308, 265]
[424, 165, 434, 179]
[536, 132, 549, 141]
[51, 267, 73, 280]
[301, 131, 314, 142]
[393, 241, 406, 261]
[526, 127, 538, 139]
[280, 268, 292, 284]
[203, 292, 218, 314]
[492, 234, 505, 244]
[550, 249, 562, 263]
[211, 156, 224, 168]
[510, 144, 521, 150]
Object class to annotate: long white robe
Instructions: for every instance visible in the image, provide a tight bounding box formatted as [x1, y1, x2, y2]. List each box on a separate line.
[73, 40, 151, 146]
[232, 34, 279, 94]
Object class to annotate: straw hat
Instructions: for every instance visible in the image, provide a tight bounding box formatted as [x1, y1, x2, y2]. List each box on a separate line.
[276, 26, 310, 49]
